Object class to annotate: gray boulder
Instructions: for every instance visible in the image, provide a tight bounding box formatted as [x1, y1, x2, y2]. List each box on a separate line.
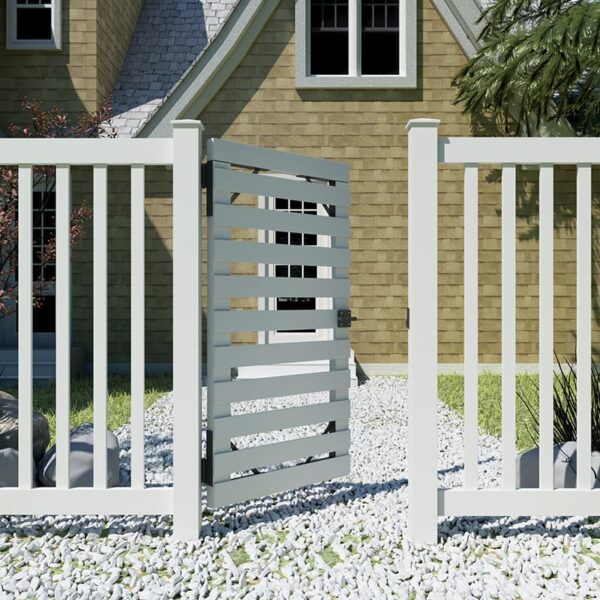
[0, 391, 50, 463]
[37, 423, 121, 488]
[516, 441, 600, 488]
[0, 448, 37, 487]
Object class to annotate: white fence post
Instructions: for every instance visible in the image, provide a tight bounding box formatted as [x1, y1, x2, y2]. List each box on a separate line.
[172, 120, 203, 540]
[406, 118, 439, 544]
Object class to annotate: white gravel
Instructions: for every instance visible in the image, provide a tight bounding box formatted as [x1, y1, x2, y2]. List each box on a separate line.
[2, 376, 600, 598]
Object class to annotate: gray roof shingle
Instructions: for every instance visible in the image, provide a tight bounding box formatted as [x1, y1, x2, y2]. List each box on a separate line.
[110, 0, 238, 137]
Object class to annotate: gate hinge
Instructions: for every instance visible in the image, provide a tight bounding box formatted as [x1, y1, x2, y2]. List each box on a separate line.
[406, 307, 410, 330]
[337, 309, 357, 328]
[202, 430, 213, 486]
[201, 162, 211, 190]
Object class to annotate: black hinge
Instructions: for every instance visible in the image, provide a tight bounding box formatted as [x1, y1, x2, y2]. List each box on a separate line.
[202, 162, 213, 217]
[406, 307, 410, 330]
[337, 309, 357, 328]
[202, 430, 213, 485]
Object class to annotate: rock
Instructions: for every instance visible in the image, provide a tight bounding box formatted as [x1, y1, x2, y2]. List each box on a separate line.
[516, 441, 600, 488]
[0, 447, 37, 487]
[37, 423, 120, 488]
[0, 392, 50, 463]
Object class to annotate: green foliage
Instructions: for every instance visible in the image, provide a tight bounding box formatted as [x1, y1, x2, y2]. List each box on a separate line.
[3, 374, 171, 445]
[438, 373, 539, 451]
[453, 0, 600, 135]
[518, 358, 600, 452]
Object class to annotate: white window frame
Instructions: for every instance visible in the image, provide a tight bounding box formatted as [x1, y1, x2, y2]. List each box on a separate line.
[258, 191, 333, 346]
[6, 0, 62, 50]
[296, 0, 416, 88]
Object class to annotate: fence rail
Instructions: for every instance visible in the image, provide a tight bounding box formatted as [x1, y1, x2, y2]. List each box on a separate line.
[1, 120, 203, 540]
[408, 118, 600, 543]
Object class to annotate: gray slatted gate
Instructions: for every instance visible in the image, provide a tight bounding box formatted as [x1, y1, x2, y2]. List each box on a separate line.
[205, 139, 352, 508]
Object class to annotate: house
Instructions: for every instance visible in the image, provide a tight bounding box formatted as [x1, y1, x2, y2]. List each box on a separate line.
[0, 0, 587, 380]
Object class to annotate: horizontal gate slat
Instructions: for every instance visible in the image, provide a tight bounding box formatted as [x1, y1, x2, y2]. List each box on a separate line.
[208, 139, 349, 182]
[214, 240, 349, 267]
[214, 309, 339, 333]
[214, 339, 350, 367]
[213, 204, 350, 237]
[214, 369, 351, 404]
[207, 454, 350, 508]
[216, 399, 350, 438]
[214, 275, 350, 298]
[213, 430, 350, 479]
[212, 169, 349, 207]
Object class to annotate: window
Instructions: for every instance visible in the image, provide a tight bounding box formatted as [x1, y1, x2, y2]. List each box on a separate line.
[296, 0, 415, 87]
[7, 0, 62, 50]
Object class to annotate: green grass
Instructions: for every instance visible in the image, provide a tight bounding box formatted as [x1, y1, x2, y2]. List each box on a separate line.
[438, 373, 540, 451]
[1, 374, 172, 445]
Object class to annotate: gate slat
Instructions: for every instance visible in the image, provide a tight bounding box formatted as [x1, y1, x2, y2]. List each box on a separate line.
[214, 275, 349, 298]
[501, 164, 516, 490]
[55, 165, 72, 489]
[130, 165, 145, 489]
[464, 164, 478, 489]
[214, 339, 350, 368]
[213, 203, 350, 237]
[93, 165, 108, 489]
[208, 138, 349, 182]
[539, 165, 554, 490]
[577, 163, 592, 489]
[213, 309, 339, 333]
[207, 455, 350, 508]
[212, 430, 350, 481]
[214, 239, 349, 267]
[216, 400, 350, 438]
[212, 168, 349, 206]
[214, 370, 350, 404]
[18, 165, 34, 489]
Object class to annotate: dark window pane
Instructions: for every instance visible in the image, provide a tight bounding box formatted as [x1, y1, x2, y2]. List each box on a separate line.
[290, 265, 302, 278]
[276, 231, 288, 245]
[290, 232, 302, 246]
[17, 7, 52, 40]
[323, 4, 335, 27]
[304, 233, 317, 246]
[388, 5, 399, 27]
[311, 3, 321, 27]
[374, 5, 386, 26]
[33, 296, 55, 333]
[362, 4, 372, 28]
[337, 4, 348, 27]
[43, 265, 55, 281]
[305, 265, 317, 278]
[362, 31, 399, 74]
[276, 197, 288, 210]
[310, 31, 348, 75]
[304, 202, 317, 211]
[275, 265, 288, 278]
[290, 200, 302, 211]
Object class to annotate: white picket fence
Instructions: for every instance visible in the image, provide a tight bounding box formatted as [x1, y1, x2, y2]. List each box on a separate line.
[407, 118, 600, 543]
[0, 120, 203, 540]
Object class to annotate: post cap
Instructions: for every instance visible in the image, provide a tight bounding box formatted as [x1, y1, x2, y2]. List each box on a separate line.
[171, 119, 205, 131]
[405, 118, 441, 131]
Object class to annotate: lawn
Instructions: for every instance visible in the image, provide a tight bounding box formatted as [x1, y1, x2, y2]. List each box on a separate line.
[2, 374, 172, 445]
[438, 373, 540, 452]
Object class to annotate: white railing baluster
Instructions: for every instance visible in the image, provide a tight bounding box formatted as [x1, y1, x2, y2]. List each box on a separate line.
[577, 164, 592, 489]
[172, 120, 203, 540]
[406, 118, 439, 544]
[130, 165, 145, 489]
[56, 165, 72, 489]
[501, 164, 516, 490]
[464, 164, 478, 489]
[539, 165, 554, 490]
[18, 165, 34, 489]
[93, 165, 108, 489]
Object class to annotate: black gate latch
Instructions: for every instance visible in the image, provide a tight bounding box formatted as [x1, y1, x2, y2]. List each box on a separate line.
[337, 310, 358, 328]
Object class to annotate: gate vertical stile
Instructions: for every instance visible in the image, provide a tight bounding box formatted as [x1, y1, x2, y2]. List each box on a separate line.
[206, 158, 233, 505]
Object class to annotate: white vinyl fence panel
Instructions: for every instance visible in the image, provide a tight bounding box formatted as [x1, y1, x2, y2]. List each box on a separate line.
[408, 119, 600, 543]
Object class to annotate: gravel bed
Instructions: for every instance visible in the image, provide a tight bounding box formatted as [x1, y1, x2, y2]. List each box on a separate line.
[2, 376, 600, 598]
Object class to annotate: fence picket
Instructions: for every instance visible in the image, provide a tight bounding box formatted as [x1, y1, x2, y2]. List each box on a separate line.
[18, 165, 34, 489]
[56, 165, 72, 489]
[464, 164, 478, 489]
[539, 165, 554, 490]
[93, 165, 108, 489]
[577, 164, 592, 489]
[501, 164, 516, 490]
[130, 165, 145, 489]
